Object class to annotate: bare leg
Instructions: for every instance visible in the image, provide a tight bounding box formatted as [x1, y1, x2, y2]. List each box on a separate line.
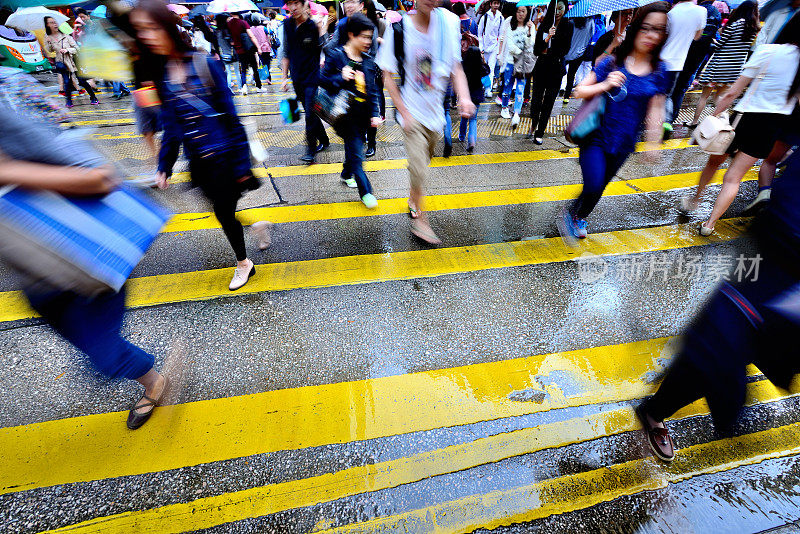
[143, 132, 158, 161]
[706, 151, 758, 228]
[691, 85, 714, 125]
[758, 140, 791, 189]
[693, 153, 728, 203]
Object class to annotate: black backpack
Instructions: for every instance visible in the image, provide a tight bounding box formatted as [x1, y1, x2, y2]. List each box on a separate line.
[392, 18, 406, 87]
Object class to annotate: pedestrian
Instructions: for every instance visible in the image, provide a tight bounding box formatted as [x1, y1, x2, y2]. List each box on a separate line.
[459, 32, 486, 153]
[681, 27, 800, 236]
[660, 0, 706, 131]
[132, 0, 271, 291]
[637, 157, 800, 463]
[686, 1, 759, 127]
[562, 16, 595, 105]
[592, 10, 633, 67]
[365, 0, 387, 158]
[0, 66, 168, 431]
[227, 12, 262, 95]
[324, 0, 364, 52]
[526, 0, 573, 145]
[558, 2, 671, 244]
[192, 15, 220, 56]
[453, 2, 478, 36]
[44, 16, 98, 108]
[280, 0, 331, 164]
[377, 0, 475, 244]
[249, 18, 274, 84]
[668, 0, 721, 121]
[499, 5, 535, 128]
[215, 14, 239, 89]
[754, 0, 799, 47]
[319, 13, 382, 208]
[477, 0, 503, 99]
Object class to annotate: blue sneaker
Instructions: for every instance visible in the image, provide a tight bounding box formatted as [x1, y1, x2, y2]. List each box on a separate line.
[557, 207, 579, 247]
[575, 218, 588, 239]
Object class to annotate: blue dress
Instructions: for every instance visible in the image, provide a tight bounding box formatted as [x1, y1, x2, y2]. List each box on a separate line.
[591, 57, 671, 155]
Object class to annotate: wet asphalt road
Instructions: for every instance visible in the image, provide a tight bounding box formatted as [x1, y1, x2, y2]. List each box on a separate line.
[1, 71, 798, 534]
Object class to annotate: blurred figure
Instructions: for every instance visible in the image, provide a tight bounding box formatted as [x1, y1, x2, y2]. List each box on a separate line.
[0, 67, 167, 430]
[215, 14, 239, 89]
[559, 3, 670, 244]
[327, 4, 339, 37]
[681, 26, 800, 236]
[280, 0, 330, 164]
[592, 10, 633, 66]
[459, 33, 487, 152]
[754, 0, 800, 47]
[192, 15, 220, 56]
[478, 0, 503, 99]
[249, 18, 273, 84]
[364, 0, 386, 157]
[453, 2, 478, 35]
[527, 0, 573, 144]
[319, 14, 382, 208]
[132, 0, 271, 291]
[324, 0, 364, 52]
[562, 16, 595, 104]
[227, 12, 262, 94]
[637, 156, 800, 462]
[499, 5, 534, 127]
[44, 16, 98, 108]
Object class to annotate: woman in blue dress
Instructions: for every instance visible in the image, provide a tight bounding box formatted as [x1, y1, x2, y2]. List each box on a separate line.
[558, 2, 671, 245]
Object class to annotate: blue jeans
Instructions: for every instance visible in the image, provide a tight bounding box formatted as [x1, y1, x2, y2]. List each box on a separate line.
[297, 82, 329, 155]
[459, 102, 480, 147]
[501, 64, 525, 115]
[25, 287, 154, 380]
[112, 81, 129, 97]
[570, 143, 630, 219]
[443, 86, 453, 147]
[337, 121, 372, 197]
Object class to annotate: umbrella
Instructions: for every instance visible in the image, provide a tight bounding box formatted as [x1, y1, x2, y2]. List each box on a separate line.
[188, 4, 210, 17]
[91, 5, 107, 18]
[451, 0, 479, 4]
[516, 0, 552, 6]
[712, 0, 730, 13]
[4, 6, 68, 32]
[167, 4, 190, 15]
[282, 1, 328, 16]
[207, 0, 260, 14]
[566, 0, 657, 18]
[385, 9, 402, 22]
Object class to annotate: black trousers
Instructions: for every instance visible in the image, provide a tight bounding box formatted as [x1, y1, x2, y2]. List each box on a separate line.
[563, 58, 583, 100]
[669, 38, 713, 123]
[210, 191, 247, 262]
[529, 59, 563, 137]
[367, 72, 385, 149]
[297, 82, 329, 154]
[237, 49, 262, 89]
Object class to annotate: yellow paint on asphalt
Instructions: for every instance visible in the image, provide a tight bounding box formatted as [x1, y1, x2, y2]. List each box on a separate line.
[163, 169, 755, 233]
[68, 109, 280, 126]
[0, 216, 747, 323]
[40, 378, 798, 533]
[157, 138, 693, 184]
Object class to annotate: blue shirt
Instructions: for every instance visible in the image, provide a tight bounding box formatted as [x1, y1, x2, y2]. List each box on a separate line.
[592, 57, 670, 154]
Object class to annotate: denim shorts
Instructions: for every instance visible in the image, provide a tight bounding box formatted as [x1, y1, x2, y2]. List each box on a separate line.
[135, 104, 162, 135]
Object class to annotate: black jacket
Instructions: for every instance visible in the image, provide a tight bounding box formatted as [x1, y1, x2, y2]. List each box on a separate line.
[319, 46, 381, 120]
[283, 16, 323, 85]
[535, 17, 574, 66]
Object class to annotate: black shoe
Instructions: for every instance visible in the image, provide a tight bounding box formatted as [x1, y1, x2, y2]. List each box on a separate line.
[466, 144, 475, 154]
[365, 146, 376, 158]
[443, 143, 452, 158]
[121, 90, 131, 97]
[315, 142, 330, 154]
[113, 94, 123, 100]
[300, 153, 315, 164]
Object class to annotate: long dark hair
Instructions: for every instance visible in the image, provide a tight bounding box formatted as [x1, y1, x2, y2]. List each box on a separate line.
[510, 5, 531, 31]
[775, 11, 800, 100]
[44, 16, 59, 35]
[134, 0, 194, 55]
[727, 0, 759, 41]
[365, 0, 380, 27]
[614, 1, 670, 70]
[539, 0, 567, 35]
[192, 15, 219, 52]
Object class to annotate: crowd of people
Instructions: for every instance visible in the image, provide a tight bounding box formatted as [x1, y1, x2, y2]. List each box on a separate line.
[0, 0, 799, 471]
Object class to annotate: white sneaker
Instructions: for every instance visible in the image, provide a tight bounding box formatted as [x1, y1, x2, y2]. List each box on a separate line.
[251, 86, 260, 94]
[699, 221, 714, 236]
[484, 89, 493, 99]
[743, 188, 771, 213]
[229, 259, 255, 291]
[501, 107, 511, 119]
[341, 177, 357, 188]
[511, 112, 520, 128]
[241, 84, 248, 96]
[250, 221, 273, 250]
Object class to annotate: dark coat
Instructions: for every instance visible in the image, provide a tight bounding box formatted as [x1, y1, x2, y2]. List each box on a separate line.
[319, 46, 381, 121]
[534, 17, 574, 68]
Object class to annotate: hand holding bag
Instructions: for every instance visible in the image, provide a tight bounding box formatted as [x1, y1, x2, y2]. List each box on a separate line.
[313, 86, 354, 126]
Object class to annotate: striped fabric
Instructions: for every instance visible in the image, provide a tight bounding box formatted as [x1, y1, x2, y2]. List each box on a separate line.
[0, 185, 169, 296]
[566, 0, 658, 18]
[699, 19, 754, 85]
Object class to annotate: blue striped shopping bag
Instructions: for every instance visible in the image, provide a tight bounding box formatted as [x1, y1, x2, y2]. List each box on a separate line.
[0, 185, 170, 297]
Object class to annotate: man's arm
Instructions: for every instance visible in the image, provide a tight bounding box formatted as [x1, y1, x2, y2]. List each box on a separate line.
[383, 70, 414, 129]
[451, 62, 475, 118]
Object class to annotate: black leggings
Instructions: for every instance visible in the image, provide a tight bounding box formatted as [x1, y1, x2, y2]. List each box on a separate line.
[563, 58, 583, 100]
[210, 192, 247, 262]
[529, 59, 563, 137]
[237, 50, 262, 89]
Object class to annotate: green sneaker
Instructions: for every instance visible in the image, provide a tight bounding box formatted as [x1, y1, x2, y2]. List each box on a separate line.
[663, 122, 673, 133]
[361, 193, 378, 209]
[341, 177, 357, 189]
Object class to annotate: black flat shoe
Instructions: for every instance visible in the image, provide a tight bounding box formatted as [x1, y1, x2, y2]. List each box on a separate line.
[365, 146, 376, 158]
[300, 153, 315, 164]
[127, 378, 168, 430]
[443, 143, 452, 158]
[315, 142, 329, 154]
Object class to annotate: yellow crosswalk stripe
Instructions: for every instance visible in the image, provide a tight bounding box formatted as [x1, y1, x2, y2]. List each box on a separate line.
[155, 137, 692, 184]
[0, 217, 747, 323]
[40, 378, 799, 534]
[163, 169, 755, 233]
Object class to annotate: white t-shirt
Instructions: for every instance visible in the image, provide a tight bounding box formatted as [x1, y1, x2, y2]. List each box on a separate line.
[376, 10, 461, 132]
[661, 2, 706, 71]
[478, 10, 503, 54]
[735, 44, 800, 115]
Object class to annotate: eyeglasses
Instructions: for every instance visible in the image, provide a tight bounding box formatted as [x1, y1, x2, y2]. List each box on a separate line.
[640, 24, 666, 35]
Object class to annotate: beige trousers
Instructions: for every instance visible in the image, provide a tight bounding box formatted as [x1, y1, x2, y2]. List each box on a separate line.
[402, 121, 441, 191]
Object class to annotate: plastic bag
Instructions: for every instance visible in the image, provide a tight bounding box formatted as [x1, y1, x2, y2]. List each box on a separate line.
[76, 21, 133, 81]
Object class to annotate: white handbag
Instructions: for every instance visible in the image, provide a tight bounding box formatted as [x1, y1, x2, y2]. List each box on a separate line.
[692, 114, 738, 155]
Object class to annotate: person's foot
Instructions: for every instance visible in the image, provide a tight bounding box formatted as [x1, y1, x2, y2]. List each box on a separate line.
[742, 188, 771, 214]
[562, 98, 570, 105]
[90, 99, 99, 105]
[315, 141, 330, 154]
[266, 79, 272, 85]
[66, 102, 74, 108]
[635, 404, 675, 462]
[229, 259, 255, 291]
[411, 218, 442, 245]
[557, 207, 579, 248]
[511, 112, 520, 128]
[300, 153, 315, 164]
[252, 86, 260, 93]
[58, 90, 65, 96]
[533, 137, 543, 145]
[79, 88, 86, 95]
[575, 217, 588, 239]
[662, 122, 673, 141]
[484, 89, 493, 99]
[524, 98, 530, 106]
[500, 107, 511, 119]
[365, 146, 376, 158]
[467, 144, 475, 154]
[361, 193, 378, 209]
[250, 221, 273, 250]
[699, 220, 715, 236]
[495, 96, 503, 106]
[682, 120, 698, 128]
[127, 374, 168, 430]
[678, 195, 698, 214]
[241, 84, 249, 95]
[341, 176, 357, 188]
[443, 143, 452, 158]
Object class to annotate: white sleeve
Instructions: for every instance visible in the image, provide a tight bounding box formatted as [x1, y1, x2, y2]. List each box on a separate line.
[698, 9, 707, 32]
[741, 45, 773, 78]
[376, 22, 398, 74]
